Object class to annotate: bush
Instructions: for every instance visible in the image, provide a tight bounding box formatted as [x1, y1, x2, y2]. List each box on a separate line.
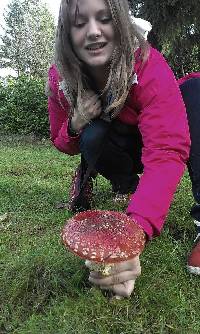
[0, 75, 49, 137]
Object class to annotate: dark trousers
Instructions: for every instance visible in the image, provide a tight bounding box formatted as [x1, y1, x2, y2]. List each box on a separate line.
[80, 78, 200, 220]
[180, 78, 200, 221]
[80, 119, 143, 194]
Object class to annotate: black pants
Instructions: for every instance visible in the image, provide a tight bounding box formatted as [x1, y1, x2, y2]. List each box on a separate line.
[180, 78, 200, 221]
[80, 78, 200, 220]
[80, 119, 143, 194]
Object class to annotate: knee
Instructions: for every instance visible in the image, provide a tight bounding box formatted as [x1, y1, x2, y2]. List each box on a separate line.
[180, 77, 200, 96]
[80, 119, 109, 155]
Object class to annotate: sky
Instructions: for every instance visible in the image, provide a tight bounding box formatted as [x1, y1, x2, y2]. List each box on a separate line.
[0, 0, 60, 76]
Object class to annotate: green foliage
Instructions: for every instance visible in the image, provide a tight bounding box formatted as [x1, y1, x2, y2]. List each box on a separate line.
[0, 76, 49, 137]
[0, 0, 56, 77]
[163, 38, 200, 77]
[129, 0, 200, 76]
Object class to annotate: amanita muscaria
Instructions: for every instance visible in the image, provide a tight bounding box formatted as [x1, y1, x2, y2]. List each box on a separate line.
[61, 210, 146, 276]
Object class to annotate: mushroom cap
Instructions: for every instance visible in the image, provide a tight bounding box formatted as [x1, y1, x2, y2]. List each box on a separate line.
[61, 210, 145, 263]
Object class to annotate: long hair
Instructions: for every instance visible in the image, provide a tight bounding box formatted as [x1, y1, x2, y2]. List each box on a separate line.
[53, 0, 149, 118]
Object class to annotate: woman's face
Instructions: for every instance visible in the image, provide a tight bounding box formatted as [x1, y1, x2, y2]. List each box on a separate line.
[70, 0, 117, 70]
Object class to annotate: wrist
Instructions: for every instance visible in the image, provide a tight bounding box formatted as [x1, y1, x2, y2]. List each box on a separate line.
[68, 119, 81, 137]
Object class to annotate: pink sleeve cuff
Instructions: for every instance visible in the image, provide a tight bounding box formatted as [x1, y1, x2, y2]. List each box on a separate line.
[127, 212, 154, 240]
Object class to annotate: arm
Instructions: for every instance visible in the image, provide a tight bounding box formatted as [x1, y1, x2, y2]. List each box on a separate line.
[48, 65, 80, 155]
[126, 48, 191, 238]
[87, 49, 191, 298]
[48, 65, 102, 154]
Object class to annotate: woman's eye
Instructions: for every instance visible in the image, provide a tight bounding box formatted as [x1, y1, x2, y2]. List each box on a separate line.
[74, 21, 86, 28]
[101, 17, 112, 23]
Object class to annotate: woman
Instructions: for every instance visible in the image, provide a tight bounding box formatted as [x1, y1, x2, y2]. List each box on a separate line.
[47, 0, 200, 297]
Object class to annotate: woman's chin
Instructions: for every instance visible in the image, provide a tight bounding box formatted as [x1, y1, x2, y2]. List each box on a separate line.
[82, 52, 112, 69]
[86, 58, 108, 68]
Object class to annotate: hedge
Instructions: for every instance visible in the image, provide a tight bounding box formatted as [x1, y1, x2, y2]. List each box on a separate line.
[0, 75, 49, 137]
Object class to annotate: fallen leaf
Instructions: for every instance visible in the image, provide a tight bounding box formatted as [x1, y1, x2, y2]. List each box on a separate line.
[166, 324, 175, 330]
[0, 213, 9, 222]
[55, 202, 68, 209]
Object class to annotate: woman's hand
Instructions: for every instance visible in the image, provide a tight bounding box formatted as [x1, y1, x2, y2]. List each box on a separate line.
[71, 90, 102, 133]
[87, 255, 141, 298]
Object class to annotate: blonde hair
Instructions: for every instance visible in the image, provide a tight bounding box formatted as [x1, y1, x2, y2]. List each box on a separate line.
[53, 0, 149, 118]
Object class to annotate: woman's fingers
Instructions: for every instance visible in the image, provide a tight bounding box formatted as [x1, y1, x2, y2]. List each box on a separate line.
[84, 91, 100, 106]
[87, 256, 141, 279]
[71, 90, 102, 130]
[80, 95, 101, 120]
[110, 257, 141, 274]
[112, 280, 136, 297]
[89, 270, 138, 286]
[100, 280, 136, 298]
[87, 257, 141, 298]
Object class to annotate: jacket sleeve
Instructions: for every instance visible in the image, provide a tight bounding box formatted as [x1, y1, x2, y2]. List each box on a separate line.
[48, 65, 80, 155]
[126, 48, 191, 239]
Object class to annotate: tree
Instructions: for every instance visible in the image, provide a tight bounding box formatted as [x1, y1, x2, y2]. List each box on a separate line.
[128, 0, 200, 76]
[0, 0, 56, 77]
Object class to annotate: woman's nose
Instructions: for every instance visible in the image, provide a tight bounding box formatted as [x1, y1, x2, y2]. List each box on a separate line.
[86, 19, 102, 39]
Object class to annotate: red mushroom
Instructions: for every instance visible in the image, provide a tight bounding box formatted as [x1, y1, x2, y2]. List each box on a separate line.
[61, 210, 145, 275]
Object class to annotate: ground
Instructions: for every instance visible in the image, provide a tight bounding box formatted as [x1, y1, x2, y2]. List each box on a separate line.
[0, 136, 199, 334]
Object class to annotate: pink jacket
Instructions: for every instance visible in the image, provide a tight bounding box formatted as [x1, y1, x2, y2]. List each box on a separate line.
[48, 47, 191, 239]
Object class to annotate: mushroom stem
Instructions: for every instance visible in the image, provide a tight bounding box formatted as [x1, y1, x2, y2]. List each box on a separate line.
[85, 260, 114, 277]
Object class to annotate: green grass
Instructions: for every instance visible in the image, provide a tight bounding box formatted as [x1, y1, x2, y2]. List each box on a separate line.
[0, 135, 199, 334]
